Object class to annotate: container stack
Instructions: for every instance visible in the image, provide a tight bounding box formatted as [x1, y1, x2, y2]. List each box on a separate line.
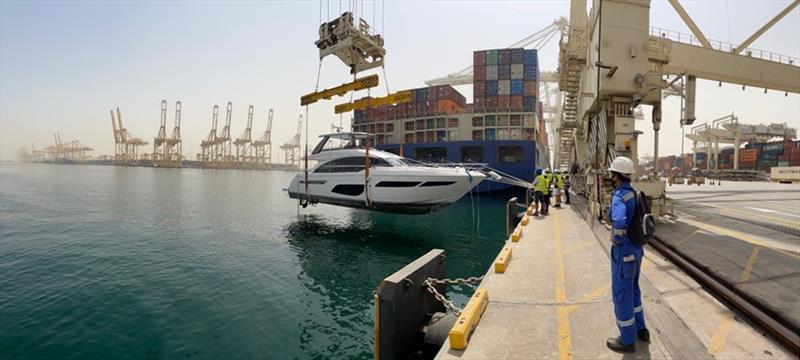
[473, 48, 538, 112]
[739, 148, 759, 169]
[353, 84, 466, 124]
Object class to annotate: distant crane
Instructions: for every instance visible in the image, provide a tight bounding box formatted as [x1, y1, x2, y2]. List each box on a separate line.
[280, 115, 302, 170]
[252, 108, 274, 169]
[153, 100, 168, 162]
[200, 105, 219, 166]
[234, 105, 254, 167]
[163, 100, 183, 167]
[111, 108, 148, 165]
[216, 102, 233, 167]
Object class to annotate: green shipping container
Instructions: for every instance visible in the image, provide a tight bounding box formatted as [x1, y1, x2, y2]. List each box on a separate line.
[486, 50, 498, 65]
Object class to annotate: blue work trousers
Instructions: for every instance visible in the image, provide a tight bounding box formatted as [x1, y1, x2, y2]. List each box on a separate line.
[611, 245, 645, 345]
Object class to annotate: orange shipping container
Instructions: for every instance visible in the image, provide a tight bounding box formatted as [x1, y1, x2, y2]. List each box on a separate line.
[436, 99, 465, 114]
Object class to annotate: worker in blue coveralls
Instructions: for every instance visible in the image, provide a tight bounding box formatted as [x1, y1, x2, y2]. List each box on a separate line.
[606, 156, 650, 352]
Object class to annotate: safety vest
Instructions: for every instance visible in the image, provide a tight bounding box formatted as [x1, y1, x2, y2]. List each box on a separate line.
[534, 174, 549, 192]
[543, 174, 553, 194]
[555, 174, 565, 189]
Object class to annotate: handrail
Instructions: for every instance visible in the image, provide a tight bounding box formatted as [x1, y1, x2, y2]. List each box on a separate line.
[650, 26, 799, 66]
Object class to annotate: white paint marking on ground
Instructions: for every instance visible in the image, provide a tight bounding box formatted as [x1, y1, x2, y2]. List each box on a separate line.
[747, 207, 800, 218]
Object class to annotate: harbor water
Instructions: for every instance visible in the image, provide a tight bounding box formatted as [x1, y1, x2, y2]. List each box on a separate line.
[0, 163, 509, 359]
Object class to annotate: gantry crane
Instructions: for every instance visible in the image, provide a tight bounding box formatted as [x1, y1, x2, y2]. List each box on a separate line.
[111, 108, 148, 165]
[163, 100, 183, 167]
[280, 115, 302, 170]
[252, 108, 274, 170]
[556, 0, 799, 219]
[200, 105, 219, 167]
[216, 102, 233, 168]
[234, 105, 254, 167]
[153, 100, 168, 163]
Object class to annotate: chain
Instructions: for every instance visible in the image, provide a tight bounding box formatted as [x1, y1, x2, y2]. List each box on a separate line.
[423, 276, 484, 316]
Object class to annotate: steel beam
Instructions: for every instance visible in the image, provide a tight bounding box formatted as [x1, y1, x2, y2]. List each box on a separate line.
[300, 74, 380, 106]
[735, 0, 800, 54]
[334, 90, 413, 114]
[667, 0, 713, 49]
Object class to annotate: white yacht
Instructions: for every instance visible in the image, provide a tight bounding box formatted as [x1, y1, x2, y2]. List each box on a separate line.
[286, 132, 486, 214]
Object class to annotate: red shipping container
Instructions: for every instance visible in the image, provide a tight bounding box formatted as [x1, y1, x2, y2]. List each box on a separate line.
[405, 133, 415, 143]
[524, 80, 537, 96]
[387, 105, 396, 119]
[474, 81, 486, 97]
[407, 103, 418, 117]
[474, 51, 486, 66]
[428, 86, 439, 102]
[427, 102, 437, 115]
[791, 159, 800, 166]
[510, 95, 523, 111]
[475, 96, 485, 111]
[426, 131, 436, 143]
[474, 65, 486, 81]
[486, 96, 498, 110]
[437, 99, 464, 114]
[498, 95, 511, 110]
[396, 103, 407, 118]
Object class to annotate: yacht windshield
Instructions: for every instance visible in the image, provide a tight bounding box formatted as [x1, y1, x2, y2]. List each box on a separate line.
[312, 134, 373, 154]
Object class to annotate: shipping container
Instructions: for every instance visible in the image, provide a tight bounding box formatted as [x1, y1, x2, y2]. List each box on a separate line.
[396, 104, 407, 117]
[474, 81, 486, 97]
[486, 65, 498, 80]
[498, 95, 510, 110]
[498, 64, 511, 80]
[415, 132, 425, 143]
[474, 65, 486, 81]
[473, 51, 486, 66]
[474, 96, 485, 110]
[523, 49, 538, 65]
[486, 50, 498, 65]
[511, 48, 524, 63]
[486, 96, 498, 110]
[486, 81, 498, 96]
[511, 64, 524, 79]
[498, 80, 511, 95]
[498, 49, 512, 65]
[510, 96, 523, 111]
[436, 99, 463, 114]
[523, 96, 536, 111]
[511, 80, 524, 95]
[524, 65, 538, 80]
[524, 80, 537, 95]
[485, 128, 496, 140]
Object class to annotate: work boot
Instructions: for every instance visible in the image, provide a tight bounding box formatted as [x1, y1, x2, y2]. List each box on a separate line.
[606, 337, 635, 353]
[638, 329, 650, 342]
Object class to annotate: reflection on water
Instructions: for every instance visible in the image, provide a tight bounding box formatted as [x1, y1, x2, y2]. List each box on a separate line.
[1, 163, 508, 359]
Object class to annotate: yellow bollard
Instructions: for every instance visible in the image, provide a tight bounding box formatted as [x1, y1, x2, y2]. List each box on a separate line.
[449, 288, 489, 350]
[494, 245, 512, 273]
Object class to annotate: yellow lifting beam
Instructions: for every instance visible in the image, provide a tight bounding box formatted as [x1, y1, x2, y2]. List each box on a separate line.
[334, 90, 413, 114]
[300, 74, 380, 106]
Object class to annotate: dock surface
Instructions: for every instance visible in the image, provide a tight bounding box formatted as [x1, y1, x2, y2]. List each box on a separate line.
[436, 192, 794, 359]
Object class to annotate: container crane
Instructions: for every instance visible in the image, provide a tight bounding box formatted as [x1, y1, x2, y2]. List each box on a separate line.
[110, 108, 147, 165]
[252, 108, 274, 169]
[163, 100, 183, 167]
[280, 115, 302, 170]
[216, 102, 233, 167]
[153, 100, 168, 163]
[234, 105, 255, 167]
[200, 105, 219, 167]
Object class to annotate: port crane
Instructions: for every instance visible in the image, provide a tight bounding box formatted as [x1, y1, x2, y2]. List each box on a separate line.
[153, 100, 168, 163]
[111, 108, 148, 165]
[163, 100, 183, 167]
[200, 105, 219, 166]
[216, 102, 233, 167]
[556, 0, 799, 219]
[252, 108, 274, 169]
[280, 115, 302, 170]
[234, 105, 254, 167]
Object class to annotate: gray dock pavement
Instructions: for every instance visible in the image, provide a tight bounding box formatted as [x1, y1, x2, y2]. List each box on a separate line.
[436, 188, 795, 359]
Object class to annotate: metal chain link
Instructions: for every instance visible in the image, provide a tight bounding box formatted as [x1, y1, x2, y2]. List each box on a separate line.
[423, 276, 484, 316]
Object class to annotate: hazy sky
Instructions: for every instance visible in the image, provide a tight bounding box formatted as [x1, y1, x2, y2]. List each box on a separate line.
[1, 0, 798, 162]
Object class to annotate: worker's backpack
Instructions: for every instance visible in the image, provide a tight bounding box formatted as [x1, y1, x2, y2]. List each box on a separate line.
[629, 191, 656, 246]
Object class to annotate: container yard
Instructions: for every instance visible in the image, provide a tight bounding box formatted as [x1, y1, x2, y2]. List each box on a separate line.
[3, 1, 800, 360]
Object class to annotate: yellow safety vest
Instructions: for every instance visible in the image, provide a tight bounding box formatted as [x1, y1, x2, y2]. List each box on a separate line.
[555, 174, 565, 189]
[534, 174, 549, 192]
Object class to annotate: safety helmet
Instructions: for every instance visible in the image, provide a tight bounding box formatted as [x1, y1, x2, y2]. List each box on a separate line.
[607, 156, 634, 175]
[535, 169, 543, 175]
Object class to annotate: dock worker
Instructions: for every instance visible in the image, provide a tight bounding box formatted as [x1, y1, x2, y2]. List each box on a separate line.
[553, 171, 565, 208]
[543, 169, 554, 211]
[531, 169, 549, 216]
[606, 156, 649, 352]
[564, 174, 571, 204]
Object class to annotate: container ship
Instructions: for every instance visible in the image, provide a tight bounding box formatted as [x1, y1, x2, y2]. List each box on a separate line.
[657, 139, 800, 175]
[351, 48, 547, 192]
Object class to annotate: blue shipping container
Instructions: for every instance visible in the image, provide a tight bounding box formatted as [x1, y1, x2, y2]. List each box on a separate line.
[415, 88, 428, 102]
[486, 81, 498, 96]
[511, 48, 524, 63]
[523, 96, 536, 107]
[696, 153, 707, 160]
[524, 65, 538, 80]
[511, 80, 524, 95]
[485, 128, 496, 140]
[523, 49, 538, 65]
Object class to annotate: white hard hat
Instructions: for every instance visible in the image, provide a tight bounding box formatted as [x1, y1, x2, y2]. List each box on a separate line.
[608, 156, 634, 175]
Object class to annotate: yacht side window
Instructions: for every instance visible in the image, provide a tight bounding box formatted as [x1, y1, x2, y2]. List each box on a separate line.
[315, 157, 391, 173]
